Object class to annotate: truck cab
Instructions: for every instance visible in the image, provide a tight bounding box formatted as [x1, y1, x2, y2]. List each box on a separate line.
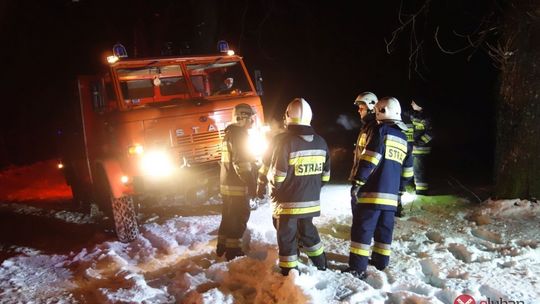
[65, 52, 267, 242]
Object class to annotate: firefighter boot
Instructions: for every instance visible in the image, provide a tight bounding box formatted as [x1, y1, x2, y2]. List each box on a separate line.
[396, 201, 405, 218]
[368, 258, 386, 271]
[280, 266, 299, 276]
[225, 248, 245, 261]
[310, 252, 327, 271]
[216, 244, 226, 258]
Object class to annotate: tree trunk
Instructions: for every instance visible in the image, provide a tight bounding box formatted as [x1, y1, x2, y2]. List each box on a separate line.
[494, 1, 540, 199]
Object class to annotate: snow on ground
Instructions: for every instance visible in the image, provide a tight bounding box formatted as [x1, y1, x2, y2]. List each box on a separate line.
[1, 185, 540, 303]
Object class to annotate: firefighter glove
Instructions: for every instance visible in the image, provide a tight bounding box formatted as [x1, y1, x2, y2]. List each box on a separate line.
[350, 180, 365, 198]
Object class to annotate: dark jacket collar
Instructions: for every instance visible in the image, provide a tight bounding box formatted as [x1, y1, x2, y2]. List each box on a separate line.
[286, 124, 315, 135]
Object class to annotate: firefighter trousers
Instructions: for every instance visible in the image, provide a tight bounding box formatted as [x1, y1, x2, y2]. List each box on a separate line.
[276, 216, 326, 272]
[413, 153, 429, 193]
[217, 195, 251, 258]
[349, 208, 395, 273]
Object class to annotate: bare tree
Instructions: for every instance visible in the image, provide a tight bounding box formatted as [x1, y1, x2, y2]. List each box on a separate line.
[386, 0, 540, 198]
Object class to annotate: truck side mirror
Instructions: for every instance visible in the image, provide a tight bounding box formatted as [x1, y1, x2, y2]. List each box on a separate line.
[254, 70, 264, 96]
[90, 82, 105, 112]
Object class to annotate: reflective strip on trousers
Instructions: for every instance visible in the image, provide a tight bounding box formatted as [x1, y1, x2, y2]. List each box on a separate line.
[413, 146, 431, 155]
[304, 242, 324, 257]
[274, 205, 321, 216]
[373, 241, 391, 256]
[350, 241, 370, 257]
[357, 192, 399, 207]
[217, 235, 226, 246]
[416, 182, 428, 190]
[220, 185, 248, 196]
[279, 254, 298, 268]
[226, 238, 242, 248]
[402, 166, 414, 178]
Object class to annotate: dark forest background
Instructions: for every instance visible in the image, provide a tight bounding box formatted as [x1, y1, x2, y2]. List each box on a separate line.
[0, 0, 500, 187]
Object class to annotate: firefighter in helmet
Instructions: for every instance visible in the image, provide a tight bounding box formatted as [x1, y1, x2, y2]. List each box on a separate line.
[410, 97, 433, 195]
[398, 103, 415, 217]
[349, 92, 379, 209]
[346, 97, 413, 279]
[268, 98, 330, 276]
[217, 103, 258, 260]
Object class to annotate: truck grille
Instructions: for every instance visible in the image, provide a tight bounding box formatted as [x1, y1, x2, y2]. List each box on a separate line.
[176, 130, 225, 164]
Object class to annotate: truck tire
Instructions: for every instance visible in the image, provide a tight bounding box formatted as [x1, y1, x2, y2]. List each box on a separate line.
[112, 195, 139, 243]
[94, 164, 139, 242]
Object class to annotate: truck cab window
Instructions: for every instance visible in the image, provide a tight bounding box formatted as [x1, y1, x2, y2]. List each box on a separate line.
[187, 60, 253, 97]
[159, 77, 188, 96]
[120, 79, 154, 99]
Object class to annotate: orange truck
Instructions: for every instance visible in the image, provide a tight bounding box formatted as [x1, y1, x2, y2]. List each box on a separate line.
[61, 49, 267, 242]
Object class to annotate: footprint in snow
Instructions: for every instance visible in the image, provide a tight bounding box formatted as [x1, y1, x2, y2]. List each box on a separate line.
[471, 228, 504, 244]
[448, 243, 473, 263]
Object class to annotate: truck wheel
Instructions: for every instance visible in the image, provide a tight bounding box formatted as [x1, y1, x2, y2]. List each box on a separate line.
[111, 195, 139, 243]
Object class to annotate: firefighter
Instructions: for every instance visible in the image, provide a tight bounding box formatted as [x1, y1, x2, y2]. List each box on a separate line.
[268, 98, 331, 276]
[397, 108, 415, 217]
[217, 103, 258, 261]
[346, 97, 413, 279]
[410, 98, 433, 195]
[349, 92, 378, 211]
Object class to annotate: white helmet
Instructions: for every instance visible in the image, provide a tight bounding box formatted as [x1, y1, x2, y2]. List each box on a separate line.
[232, 103, 255, 123]
[354, 92, 378, 111]
[285, 98, 313, 126]
[375, 97, 402, 121]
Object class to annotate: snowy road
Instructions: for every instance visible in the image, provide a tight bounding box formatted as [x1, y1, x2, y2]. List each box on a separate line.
[1, 185, 540, 303]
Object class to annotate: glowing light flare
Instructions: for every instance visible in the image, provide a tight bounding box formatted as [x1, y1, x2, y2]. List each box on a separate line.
[57, 163, 64, 169]
[226, 50, 235, 56]
[107, 55, 119, 64]
[140, 150, 174, 178]
[401, 192, 417, 205]
[120, 175, 129, 184]
[128, 144, 144, 155]
[247, 126, 270, 159]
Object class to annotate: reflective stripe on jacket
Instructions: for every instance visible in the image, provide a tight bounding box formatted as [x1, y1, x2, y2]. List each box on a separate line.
[410, 111, 433, 154]
[349, 113, 378, 181]
[220, 124, 256, 197]
[354, 122, 413, 210]
[269, 125, 331, 218]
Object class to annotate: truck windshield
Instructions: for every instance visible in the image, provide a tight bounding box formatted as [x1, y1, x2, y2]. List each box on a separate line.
[116, 64, 189, 106]
[187, 60, 252, 97]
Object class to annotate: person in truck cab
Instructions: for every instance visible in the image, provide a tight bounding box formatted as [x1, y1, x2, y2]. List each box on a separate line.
[214, 77, 236, 95]
[216, 103, 258, 260]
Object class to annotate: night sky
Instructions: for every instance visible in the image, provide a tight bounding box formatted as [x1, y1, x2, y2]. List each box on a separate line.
[1, 0, 500, 186]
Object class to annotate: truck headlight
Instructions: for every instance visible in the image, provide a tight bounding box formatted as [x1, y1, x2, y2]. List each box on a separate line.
[248, 125, 270, 159]
[140, 150, 173, 177]
[128, 144, 144, 155]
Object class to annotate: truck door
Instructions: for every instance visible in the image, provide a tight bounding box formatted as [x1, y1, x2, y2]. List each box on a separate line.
[76, 75, 109, 185]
